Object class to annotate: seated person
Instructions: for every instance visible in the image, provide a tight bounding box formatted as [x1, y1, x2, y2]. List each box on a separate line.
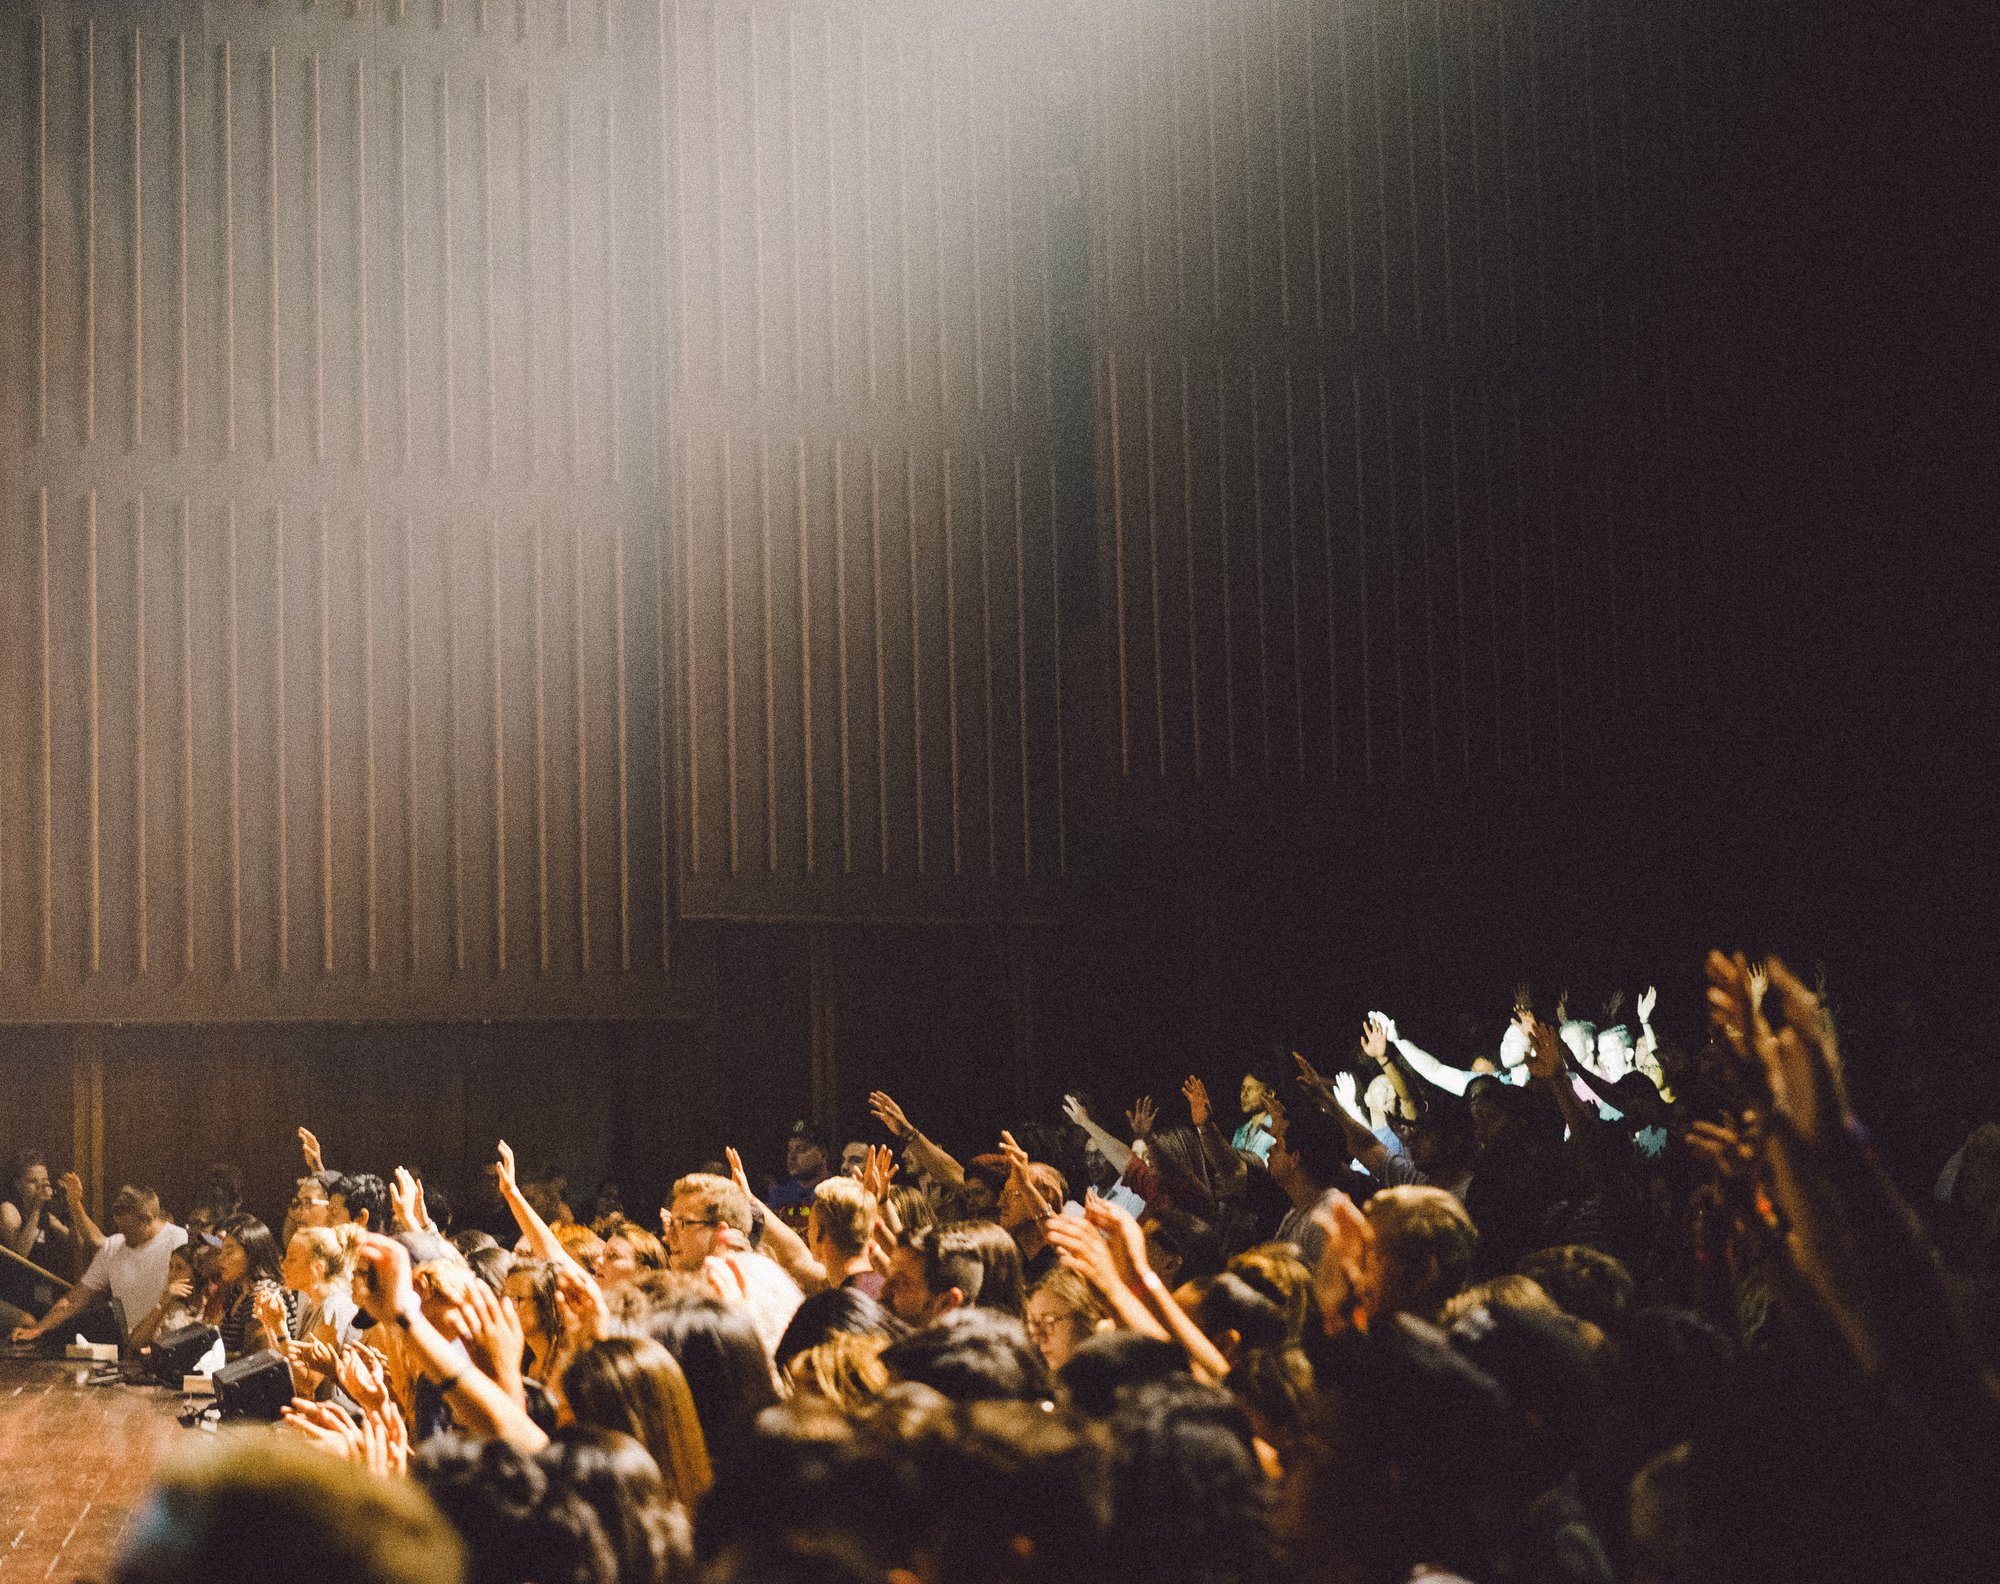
[9, 1185, 187, 1349]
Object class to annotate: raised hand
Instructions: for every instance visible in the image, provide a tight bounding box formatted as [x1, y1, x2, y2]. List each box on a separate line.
[1125, 1096, 1157, 1139]
[868, 1091, 914, 1141]
[1061, 1094, 1093, 1130]
[1361, 1016, 1389, 1065]
[860, 1144, 898, 1203]
[1603, 988, 1627, 1022]
[352, 1232, 418, 1329]
[57, 1170, 86, 1208]
[1182, 1076, 1212, 1127]
[449, 1277, 528, 1404]
[1705, 951, 1849, 1149]
[724, 1146, 756, 1204]
[390, 1167, 426, 1235]
[1333, 1071, 1361, 1115]
[495, 1139, 520, 1199]
[285, 1335, 340, 1380]
[1637, 985, 1658, 1025]
[252, 1283, 291, 1342]
[1746, 959, 1770, 1016]
[298, 1127, 325, 1175]
[1513, 982, 1533, 1016]
[1519, 1011, 1566, 1083]
[1043, 1213, 1125, 1303]
[1555, 991, 1570, 1024]
[1081, 1193, 1152, 1291]
[1293, 1051, 1334, 1094]
[553, 1264, 614, 1346]
[1308, 1192, 1374, 1334]
[998, 1129, 1033, 1181]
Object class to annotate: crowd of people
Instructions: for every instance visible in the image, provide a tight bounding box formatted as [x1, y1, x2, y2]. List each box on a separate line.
[5, 950, 1998, 1584]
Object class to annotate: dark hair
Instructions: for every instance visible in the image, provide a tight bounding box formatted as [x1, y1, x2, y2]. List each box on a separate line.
[645, 1295, 781, 1464]
[451, 1228, 501, 1257]
[1518, 1244, 1636, 1330]
[905, 1224, 991, 1308]
[943, 1220, 1026, 1318]
[1147, 1209, 1224, 1285]
[1107, 1378, 1277, 1584]
[1275, 1104, 1349, 1189]
[3, 1149, 48, 1207]
[464, 1244, 513, 1295]
[539, 1427, 691, 1584]
[421, 1185, 456, 1233]
[333, 1172, 391, 1231]
[1303, 1316, 1513, 1580]
[217, 1214, 286, 1288]
[1057, 1332, 1193, 1419]
[1447, 1300, 1605, 1488]
[879, 1308, 1052, 1404]
[1190, 1273, 1288, 1355]
[197, 1164, 245, 1219]
[414, 1436, 616, 1584]
[774, 1286, 903, 1374]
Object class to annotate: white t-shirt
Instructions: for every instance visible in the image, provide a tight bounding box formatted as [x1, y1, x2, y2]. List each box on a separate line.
[78, 1223, 189, 1321]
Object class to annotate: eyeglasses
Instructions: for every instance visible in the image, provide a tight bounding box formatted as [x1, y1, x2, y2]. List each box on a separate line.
[290, 1193, 328, 1208]
[662, 1213, 722, 1232]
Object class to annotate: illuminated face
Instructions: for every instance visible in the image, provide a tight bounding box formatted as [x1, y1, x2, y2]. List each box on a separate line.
[840, 1143, 871, 1178]
[787, 1138, 828, 1181]
[16, 1164, 51, 1201]
[1025, 1289, 1091, 1372]
[597, 1234, 639, 1285]
[664, 1195, 724, 1272]
[281, 1233, 318, 1293]
[216, 1237, 249, 1285]
[291, 1181, 335, 1229]
[1240, 1075, 1272, 1115]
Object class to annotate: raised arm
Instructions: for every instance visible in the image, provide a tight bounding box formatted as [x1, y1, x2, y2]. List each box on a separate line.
[59, 1172, 104, 1256]
[494, 1140, 586, 1277]
[869, 1091, 966, 1190]
[1373, 1012, 1481, 1098]
[1060, 1095, 1133, 1175]
[1182, 1077, 1249, 1195]
[727, 1146, 826, 1291]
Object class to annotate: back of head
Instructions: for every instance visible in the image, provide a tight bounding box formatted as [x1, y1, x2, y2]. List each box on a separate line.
[560, 1335, 715, 1505]
[1275, 1104, 1348, 1190]
[334, 1173, 391, 1231]
[1105, 1378, 1275, 1584]
[1364, 1185, 1479, 1323]
[114, 1438, 464, 1584]
[111, 1184, 164, 1223]
[774, 1285, 902, 1374]
[1189, 1272, 1288, 1355]
[1057, 1331, 1192, 1420]
[785, 1331, 895, 1410]
[880, 1306, 1052, 1403]
[1447, 1299, 1606, 1488]
[945, 1219, 1027, 1317]
[539, 1427, 691, 1584]
[1226, 1244, 1316, 1343]
[645, 1294, 781, 1462]
[413, 1437, 612, 1584]
[1518, 1244, 1636, 1331]
[1304, 1316, 1511, 1581]
[810, 1176, 878, 1259]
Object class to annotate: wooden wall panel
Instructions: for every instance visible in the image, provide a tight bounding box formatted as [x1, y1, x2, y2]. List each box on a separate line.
[666, 1, 1069, 921]
[0, 3, 685, 1020]
[1089, 0, 1705, 804]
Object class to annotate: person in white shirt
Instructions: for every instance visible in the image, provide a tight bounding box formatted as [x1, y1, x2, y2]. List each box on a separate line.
[9, 1184, 187, 1345]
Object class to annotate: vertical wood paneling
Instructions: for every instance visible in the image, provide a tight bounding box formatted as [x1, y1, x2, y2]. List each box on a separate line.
[670, 1, 1067, 920]
[1094, 0, 1701, 803]
[4, 2, 685, 1021]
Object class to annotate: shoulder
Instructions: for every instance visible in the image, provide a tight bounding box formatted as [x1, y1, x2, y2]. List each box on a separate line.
[0, 1202, 20, 1229]
[159, 1224, 190, 1250]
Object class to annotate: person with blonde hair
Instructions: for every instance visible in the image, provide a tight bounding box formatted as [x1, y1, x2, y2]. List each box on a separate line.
[277, 1223, 364, 1397]
[1024, 1265, 1109, 1372]
[783, 1330, 893, 1410]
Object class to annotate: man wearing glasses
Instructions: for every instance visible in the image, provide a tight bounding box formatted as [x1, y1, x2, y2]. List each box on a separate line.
[662, 1173, 801, 1353]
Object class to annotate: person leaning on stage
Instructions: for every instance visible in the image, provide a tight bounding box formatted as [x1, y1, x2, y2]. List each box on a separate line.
[9, 1184, 188, 1347]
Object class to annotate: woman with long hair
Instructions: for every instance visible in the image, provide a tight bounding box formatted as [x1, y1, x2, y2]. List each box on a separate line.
[540, 1426, 692, 1584]
[558, 1335, 713, 1508]
[0, 1150, 76, 1331]
[214, 1213, 304, 1357]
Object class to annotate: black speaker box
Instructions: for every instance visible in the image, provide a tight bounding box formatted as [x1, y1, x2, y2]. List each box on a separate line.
[214, 1348, 293, 1421]
[147, 1322, 221, 1384]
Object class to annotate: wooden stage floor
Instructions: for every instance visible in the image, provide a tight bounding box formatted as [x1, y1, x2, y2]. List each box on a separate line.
[0, 1357, 192, 1582]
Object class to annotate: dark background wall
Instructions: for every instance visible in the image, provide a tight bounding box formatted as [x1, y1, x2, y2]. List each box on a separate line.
[1, 0, 1991, 1225]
